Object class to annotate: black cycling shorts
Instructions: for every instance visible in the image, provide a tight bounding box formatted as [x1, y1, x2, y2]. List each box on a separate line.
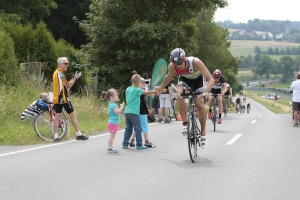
[179, 75, 203, 92]
[211, 88, 221, 94]
[54, 101, 74, 114]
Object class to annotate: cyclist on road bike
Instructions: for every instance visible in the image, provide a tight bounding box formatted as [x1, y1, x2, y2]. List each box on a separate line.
[223, 83, 232, 111]
[207, 69, 228, 124]
[156, 48, 214, 149]
[235, 96, 242, 113]
[247, 103, 251, 113]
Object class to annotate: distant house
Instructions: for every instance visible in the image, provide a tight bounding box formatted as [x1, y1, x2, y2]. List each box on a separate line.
[254, 31, 273, 39]
[275, 33, 283, 39]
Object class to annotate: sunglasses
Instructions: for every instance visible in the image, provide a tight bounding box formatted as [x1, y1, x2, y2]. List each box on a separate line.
[61, 63, 69, 65]
[172, 59, 184, 66]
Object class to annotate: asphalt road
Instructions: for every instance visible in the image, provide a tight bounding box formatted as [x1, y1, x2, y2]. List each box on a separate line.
[1, 98, 300, 200]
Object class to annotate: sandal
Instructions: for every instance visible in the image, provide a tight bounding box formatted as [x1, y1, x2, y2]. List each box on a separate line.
[200, 135, 207, 149]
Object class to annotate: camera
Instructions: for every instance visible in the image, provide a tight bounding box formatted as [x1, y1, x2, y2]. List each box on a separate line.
[145, 81, 149, 84]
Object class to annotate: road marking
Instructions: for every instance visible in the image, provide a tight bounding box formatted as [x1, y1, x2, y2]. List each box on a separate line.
[226, 134, 243, 145]
[251, 120, 257, 123]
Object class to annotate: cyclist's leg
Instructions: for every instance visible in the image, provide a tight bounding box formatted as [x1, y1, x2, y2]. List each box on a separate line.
[196, 97, 207, 136]
[217, 95, 223, 115]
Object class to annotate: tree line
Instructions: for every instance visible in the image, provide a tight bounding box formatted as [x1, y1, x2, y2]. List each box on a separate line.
[0, 0, 242, 94]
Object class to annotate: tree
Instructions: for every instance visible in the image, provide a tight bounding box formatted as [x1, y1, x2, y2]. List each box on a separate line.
[267, 47, 274, 55]
[79, 0, 228, 88]
[255, 55, 274, 78]
[254, 46, 262, 54]
[274, 47, 279, 55]
[0, 30, 19, 86]
[0, 0, 57, 24]
[280, 56, 294, 83]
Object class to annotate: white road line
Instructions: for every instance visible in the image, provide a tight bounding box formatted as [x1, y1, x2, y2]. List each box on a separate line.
[251, 120, 257, 123]
[226, 134, 243, 145]
[0, 123, 162, 158]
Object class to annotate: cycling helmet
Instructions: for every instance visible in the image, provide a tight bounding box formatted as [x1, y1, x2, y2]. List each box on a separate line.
[213, 69, 222, 78]
[170, 48, 185, 66]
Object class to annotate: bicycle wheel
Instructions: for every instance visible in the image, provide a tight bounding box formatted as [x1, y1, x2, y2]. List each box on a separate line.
[34, 111, 67, 141]
[187, 114, 197, 163]
[223, 99, 227, 117]
[212, 103, 217, 132]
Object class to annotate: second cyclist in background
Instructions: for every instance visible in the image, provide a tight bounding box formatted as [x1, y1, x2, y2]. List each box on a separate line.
[224, 83, 232, 111]
[207, 69, 228, 124]
[235, 96, 242, 113]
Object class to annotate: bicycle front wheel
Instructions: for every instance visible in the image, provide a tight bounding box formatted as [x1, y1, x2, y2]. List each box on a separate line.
[34, 111, 67, 141]
[187, 114, 197, 163]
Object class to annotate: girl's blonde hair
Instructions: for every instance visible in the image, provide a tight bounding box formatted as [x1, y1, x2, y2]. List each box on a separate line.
[101, 89, 116, 101]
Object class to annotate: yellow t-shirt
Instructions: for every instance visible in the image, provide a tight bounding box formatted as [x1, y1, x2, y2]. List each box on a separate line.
[53, 68, 69, 104]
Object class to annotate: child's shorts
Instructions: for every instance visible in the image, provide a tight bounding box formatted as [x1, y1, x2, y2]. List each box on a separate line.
[108, 123, 119, 133]
[140, 115, 149, 134]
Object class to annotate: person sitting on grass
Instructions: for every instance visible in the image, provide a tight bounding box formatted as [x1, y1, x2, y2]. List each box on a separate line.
[21, 93, 51, 121]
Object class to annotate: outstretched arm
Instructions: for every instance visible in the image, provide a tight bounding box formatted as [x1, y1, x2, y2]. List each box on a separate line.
[157, 64, 175, 95]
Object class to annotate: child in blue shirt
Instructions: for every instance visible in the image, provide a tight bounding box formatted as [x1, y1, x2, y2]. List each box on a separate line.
[101, 89, 125, 153]
[122, 74, 157, 149]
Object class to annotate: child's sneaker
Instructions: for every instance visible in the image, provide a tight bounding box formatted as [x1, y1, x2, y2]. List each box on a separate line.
[145, 141, 156, 148]
[136, 145, 147, 149]
[293, 123, 298, 127]
[156, 118, 163, 123]
[107, 147, 119, 153]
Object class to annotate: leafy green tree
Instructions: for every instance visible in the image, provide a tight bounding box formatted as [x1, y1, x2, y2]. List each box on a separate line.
[267, 47, 274, 55]
[239, 57, 252, 68]
[0, 0, 57, 24]
[253, 53, 261, 66]
[254, 46, 262, 54]
[286, 47, 292, 55]
[255, 55, 274, 78]
[294, 56, 300, 72]
[0, 30, 19, 86]
[271, 60, 280, 77]
[274, 47, 279, 55]
[291, 33, 300, 43]
[280, 56, 294, 82]
[79, 0, 227, 88]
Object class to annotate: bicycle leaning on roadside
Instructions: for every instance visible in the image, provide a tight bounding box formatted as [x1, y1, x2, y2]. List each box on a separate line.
[179, 83, 204, 163]
[34, 102, 70, 141]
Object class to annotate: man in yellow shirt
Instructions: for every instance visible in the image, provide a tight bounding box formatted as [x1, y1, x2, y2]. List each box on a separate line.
[52, 57, 89, 142]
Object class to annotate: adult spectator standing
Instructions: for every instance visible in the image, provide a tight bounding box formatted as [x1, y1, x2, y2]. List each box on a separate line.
[52, 57, 89, 142]
[156, 48, 214, 149]
[290, 72, 300, 127]
[157, 80, 173, 123]
[169, 78, 177, 118]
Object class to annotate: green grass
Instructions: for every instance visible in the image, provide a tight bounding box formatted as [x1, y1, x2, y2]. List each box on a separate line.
[229, 40, 300, 58]
[0, 75, 125, 145]
[245, 90, 291, 114]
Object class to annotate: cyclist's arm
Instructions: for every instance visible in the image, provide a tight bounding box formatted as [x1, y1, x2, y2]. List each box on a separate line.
[168, 86, 173, 100]
[158, 64, 175, 93]
[222, 83, 228, 95]
[193, 58, 214, 93]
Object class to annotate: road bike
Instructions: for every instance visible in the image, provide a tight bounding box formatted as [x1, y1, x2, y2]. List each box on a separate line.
[34, 103, 70, 141]
[222, 96, 230, 117]
[210, 93, 222, 132]
[180, 83, 202, 163]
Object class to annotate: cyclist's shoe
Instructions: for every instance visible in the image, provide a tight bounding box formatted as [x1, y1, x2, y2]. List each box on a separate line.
[165, 119, 170, 123]
[107, 147, 119, 153]
[136, 145, 147, 150]
[145, 141, 156, 148]
[76, 134, 89, 140]
[208, 112, 212, 119]
[293, 123, 298, 127]
[218, 117, 222, 124]
[53, 138, 60, 142]
[200, 135, 207, 149]
[156, 118, 163, 123]
[129, 140, 135, 147]
[181, 126, 187, 135]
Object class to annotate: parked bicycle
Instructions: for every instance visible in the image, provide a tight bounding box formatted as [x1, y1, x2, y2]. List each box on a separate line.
[34, 102, 70, 141]
[180, 83, 203, 163]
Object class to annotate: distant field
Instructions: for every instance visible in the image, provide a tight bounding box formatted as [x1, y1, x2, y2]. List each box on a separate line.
[229, 40, 300, 58]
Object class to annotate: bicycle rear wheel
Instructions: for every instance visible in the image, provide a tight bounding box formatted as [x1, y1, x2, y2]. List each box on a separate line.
[187, 114, 197, 163]
[212, 104, 217, 132]
[223, 100, 228, 117]
[34, 111, 67, 141]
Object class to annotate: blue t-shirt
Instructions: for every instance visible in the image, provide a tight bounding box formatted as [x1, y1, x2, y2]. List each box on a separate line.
[125, 86, 143, 115]
[108, 102, 120, 124]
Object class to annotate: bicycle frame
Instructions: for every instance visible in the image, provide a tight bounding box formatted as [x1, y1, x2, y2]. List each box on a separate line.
[34, 103, 70, 141]
[210, 93, 222, 132]
[179, 83, 202, 163]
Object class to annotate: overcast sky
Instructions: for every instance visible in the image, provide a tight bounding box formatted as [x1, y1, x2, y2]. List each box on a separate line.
[214, 0, 300, 23]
